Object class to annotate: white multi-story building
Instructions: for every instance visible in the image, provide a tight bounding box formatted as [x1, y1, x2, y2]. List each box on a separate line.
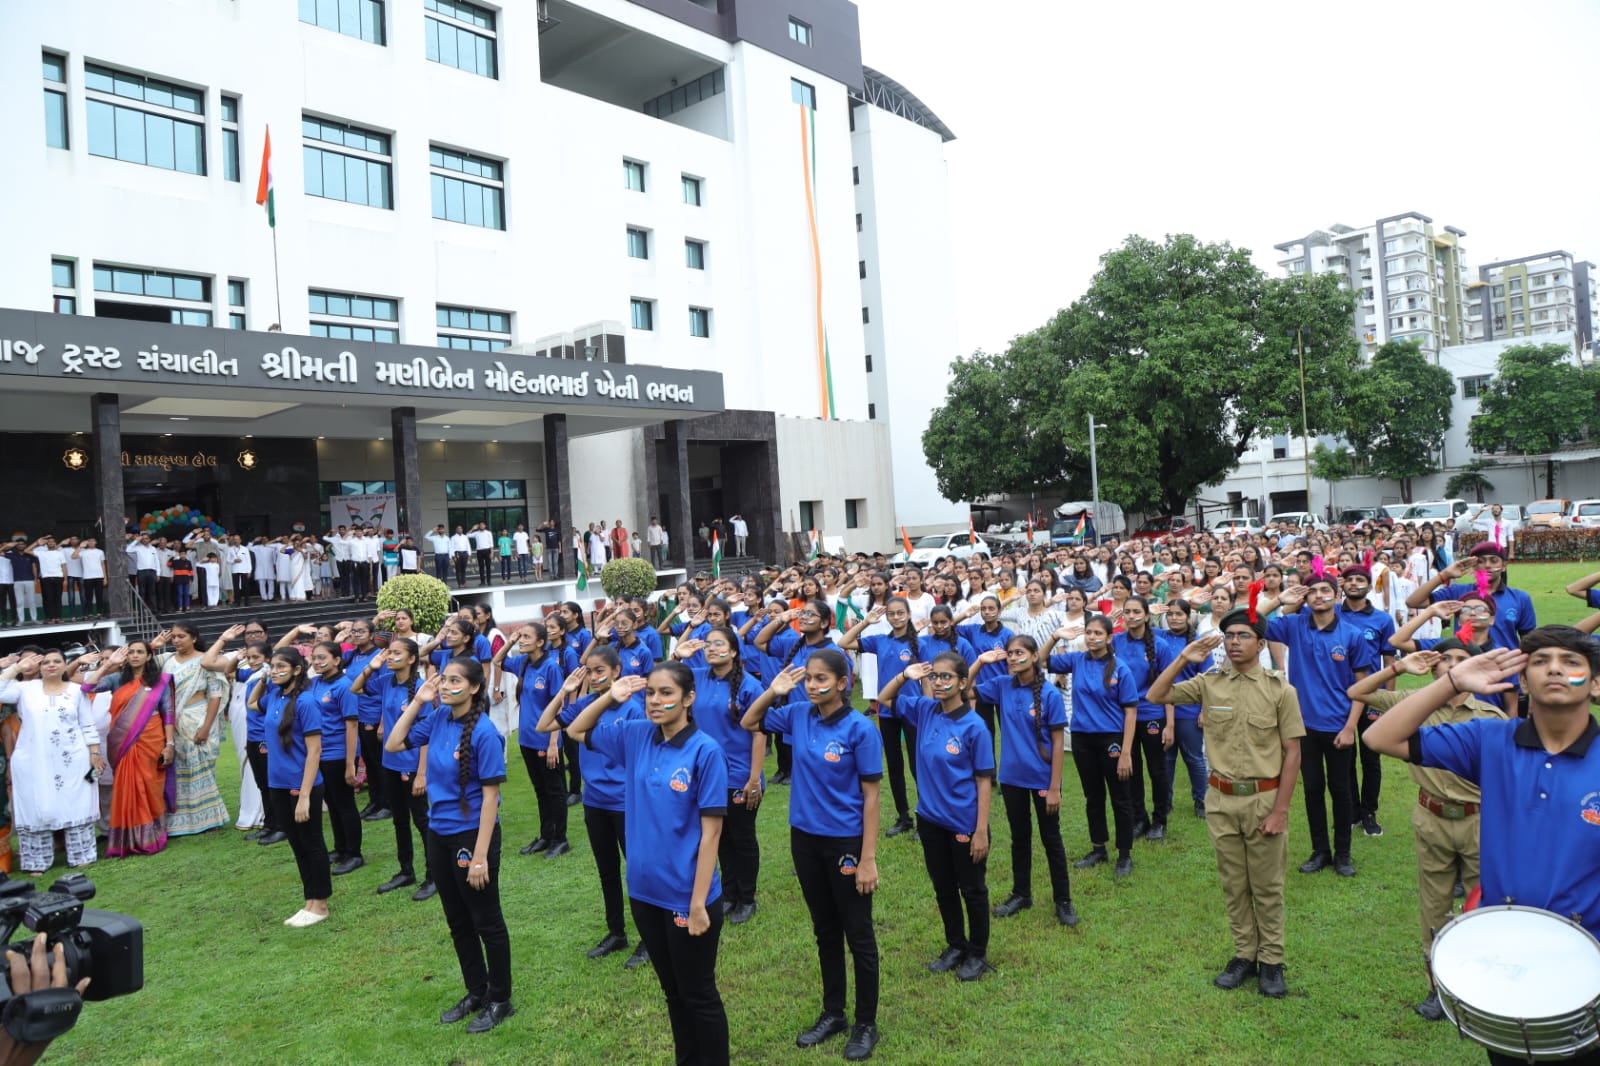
[2, 0, 963, 567]
[1466, 251, 1598, 348]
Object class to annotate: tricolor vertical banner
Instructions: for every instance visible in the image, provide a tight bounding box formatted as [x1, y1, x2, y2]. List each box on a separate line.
[798, 104, 836, 420]
[710, 531, 722, 578]
[255, 127, 275, 227]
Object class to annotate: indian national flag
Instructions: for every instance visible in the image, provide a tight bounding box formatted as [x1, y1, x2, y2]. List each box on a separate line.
[900, 525, 914, 557]
[255, 127, 275, 227]
[576, 556, 589, 591]
[1073, 513, 1086, 539]
[711, 530, 722, 578]
[807, 529, 819, 561]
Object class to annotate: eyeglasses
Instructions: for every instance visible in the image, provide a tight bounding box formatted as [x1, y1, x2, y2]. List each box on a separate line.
[930, 672, 960, 683]
[1222, 632, 1257, 642]
[797, 611, 821, 620]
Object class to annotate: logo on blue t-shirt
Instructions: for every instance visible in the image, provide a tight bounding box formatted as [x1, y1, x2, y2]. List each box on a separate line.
[668, 768, 692, 793]
[1505, 607, 1519, 624]
[898, 650, 911, 662]
[533, 678, 546, 690]
[1363, 628, 1376, 641]
[1581, 791, 1600, 827]
[944, 736, 962, 755]
[1331, 644, 1347, 662]
[823, 741, 846, 763]
[673, 912, 688, 927]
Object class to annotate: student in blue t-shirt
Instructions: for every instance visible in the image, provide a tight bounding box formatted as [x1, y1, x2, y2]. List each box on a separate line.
[757, 599, 850, 787]
[250, 648, 329, 928]
[1113, 597, 1177, 842]
[538, 644, 648, 969]
[386, 656, 514, 1034]
[953, 594, 1015, 756]
[971, 635, 1077, 928]
[742, 649, 883, 1063]
[424, 619, 492, 678]
[350, 638, 437, 901]
[342, 620, 391, 822]
[673, 628, 768, 925]
[235, 640, 283, 844]
[308, 641, 363, 876]
[839, 598, 922, 838]
[492, 624, 569, 858]
[604, 607, 656, 679]
[565, 663, 730, 1066]
[1336, 565, 1397, 837]
[1157, 602, 1210, 816]
[879, 655, 996, 983]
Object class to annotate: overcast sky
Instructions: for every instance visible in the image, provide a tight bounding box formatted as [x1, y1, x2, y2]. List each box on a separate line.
[855, 0, 1600, 358]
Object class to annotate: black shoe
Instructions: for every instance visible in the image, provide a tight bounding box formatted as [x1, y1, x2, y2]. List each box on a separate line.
[543, 840, 571, 858]
[328, 850, 347, 865]
[1362, 813, 1384, 837]
[1194, 800, 1206, 818]
[256, 830, 288, 847]
[1333, 853, 1356, 877]
[728, 902, 757, 925]
[587, 933, 628, 959]
[926, 946, 964, 973]
[519, 837, 549, 856]
[1298, 851, 1331, 874]
[412, 880, 438, 901]
[1131, 818, 1149, 839]
[624, 944, 650, 970]
[992, 894, 1032, 918]
[1214, 957, 1258, 990]
[466, 1000, 514, 1034]
[1055, 901, 1080, 927]
[1145, 823, 1167, 842]
[377, 872, 416, 894]
[1073, 847, 1108, 869]
[1113, 855, 1133, 879]
[1415, 989, 1445, 1021]
[360, 807, 391, 822]
[440, 993, 483, 1024]
[885, 814, 913, 838]
[844, 1023, 880, 1062]
[1258, 962, 1287, 998]
[1453, 876, 1465, 899]
[955, 954, 994, 982]
[243, 829, 265, 842]
[720, 898, 735, 915]
[332, 855, 365, 876]
[357, 803, 377, 819]
[796, 1012, 849, 1049]
[565, 792, 582, 807]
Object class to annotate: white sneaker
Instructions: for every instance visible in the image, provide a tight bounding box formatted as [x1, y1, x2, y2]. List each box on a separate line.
[285, 910, 328, 928]
[284, 909, 310, 926]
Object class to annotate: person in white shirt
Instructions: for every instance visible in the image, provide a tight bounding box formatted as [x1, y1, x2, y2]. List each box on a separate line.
[74, 538, 107, 618]
[730, 514, 749, 558]
[127, 534, 160, 609]
[449, 526, 471, 587]
[513, 524, 532, 582]
[425, 525, 452, 582]
[250, 538, 277, 601]
[323, 527, 353, 597]
[0, 551, 12, 626]
[32, 536, 67, 623]
[470, 523, 494, 585]
[63, 538, 84, 618]
[227, 536, 253, 606]
[154, 539, 176, 613]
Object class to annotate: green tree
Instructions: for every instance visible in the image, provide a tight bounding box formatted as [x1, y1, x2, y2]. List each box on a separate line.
[1310, 442, 1354, 513]
[1445, 460, 1496, 503]
[1468, 343, 1594, 455]
[1343, 340, 1454, 502]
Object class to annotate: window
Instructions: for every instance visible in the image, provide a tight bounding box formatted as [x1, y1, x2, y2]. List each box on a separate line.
[861, 306, 869, 324]
[798, 500, 821, 532]
[227, 279, 246, 329]
[309, 288, 398, 342]
[642, 69, 726, 119]
[852, 166, 859, 185]
[864, 354, 872, 372]
[630, 298, 654, 331]
[52, 258, 76, 315]
[867, 403, 876, 419]
[1271, 434, 1288, 460]
[859, 260, 867, 279]
[221, 95, 240, 182]
[845, 499, 864, 529]
[682, 174, 702, 205]
[791, 79, 816, 109]
[1509, 277, 1522, 293]
[788, 17, 812, 45]
[430, 145, 503, 229]
[437, 304, 511, 351]
[319, 480, 397, 504]
[855, 212, 862, 232]
[299, 0, 385, 44]
[1492, 284, 1504, 297]
[85, 63, 206, 175]
[424, 0, 497, 79]
[626, 227, 650, 260]
[689, 307, 710, 338]
[1461, 374, 1491, 399]
[43, 51, 67, 149]
[624, 159, 645, 192]
[92, 263, 211, 325]
[302, 115, 391, 208]
[685, 239, 705, 270]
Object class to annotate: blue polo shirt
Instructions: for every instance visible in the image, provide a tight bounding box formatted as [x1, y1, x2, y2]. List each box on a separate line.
[857, 631, 918, 711]
[1046, 651, 1138, 734]
[1415, 715, 1600, 934]
[368, 672, 430, 774]
[1430, 582, 1536, 653]
[565, 626, 593, 660]
[347, 648, 387, 726]
[612, 638, 654, 679]
[636, 626, 664, 662]
[558, 692, 644, 812]
[557, 644, 581, 675]
[587, 719, 727, 912]
[672, 621, 712, 669]
[1265, 612, 1378, 732]
[974, 675, 1066, 790]
[895, 693, 994, 834]
[957, 622, 1015, 691]
[504, 652, 564, 748]
[260, 683, 324, 791]
[408, 708, 507, 835]
[309, 673, 357, 762]
[430, 636, 492, 674]
[1338, 601, 1397, 668]
[241, 665, 268, 743]
[1112, 631, 1179, 721]
[689, 666, 767, 786]
[919, 633, 977, 668]
[765, 632, 851, 715]
[766, 701, 884, 838]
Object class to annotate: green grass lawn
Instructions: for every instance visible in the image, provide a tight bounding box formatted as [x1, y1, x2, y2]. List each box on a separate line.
[46, 564, 1600, 1065]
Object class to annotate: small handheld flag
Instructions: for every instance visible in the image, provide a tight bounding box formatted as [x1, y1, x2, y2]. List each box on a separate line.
[711, 530, 722, 578]
[576, 556, 589, 591]
[1073, 513, 1086, 540]
[807, 529, 819, 561]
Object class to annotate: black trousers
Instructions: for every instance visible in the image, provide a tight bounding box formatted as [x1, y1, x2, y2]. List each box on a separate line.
[918, 818, 989, 957]
[1071, 732, 1135, 854]
[319, 757, 362, 858]
[358, 725, 387, 811]
[475, 549, 492, 585]
[1300, 729, 1356, 856]
[352, 562, 370, 600]
[384, 766, 433, 882]
[630, 898, 729, 1066]
[136, 569, 157, 608]
[336, 559, 353, 597]
[519, 744, 569, 844]
[1128, 720, 1172, 826]
[453, 552, 469, 586]
[790, 829, 878, 1025]
[156, 576, 172, 612]
[81, 578, 105, 617]
[1349, 711, 1382, 819]
[878, 712, 918, 819]
[426, 825, 512, 1003]
[975, 700, 1000, 761]
[246, 742, 280, 834]
[771, 733, 792, 777]
[270, 785, 331, 901]
[718, 790, 760, 908]
[38, 577, 62, 620]
[564, 736, 583, 795]
[0, 585, 12, 621]
[584, 805, 628, 938]
[1001, 783, 1071, 904]
[231, 572, 250, 606]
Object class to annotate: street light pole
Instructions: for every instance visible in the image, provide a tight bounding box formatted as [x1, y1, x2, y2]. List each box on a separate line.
[1089, 415, 1103, 546]
[1296, 329, 1313, 516]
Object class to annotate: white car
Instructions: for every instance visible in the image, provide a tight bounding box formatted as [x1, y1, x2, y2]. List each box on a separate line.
[1395, 499, 1471, 528]
[891, 531, 992, 567]
[1208, 517, 1265, 536]
[1268, 511, 1328, 532]
[1571, 500, 1600, 529]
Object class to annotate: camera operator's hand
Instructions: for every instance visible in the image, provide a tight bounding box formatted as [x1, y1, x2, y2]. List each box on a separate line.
[0, 934, 88, 1066]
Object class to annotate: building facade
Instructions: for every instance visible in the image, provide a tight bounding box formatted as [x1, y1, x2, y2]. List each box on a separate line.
[1467, 251, 1598, 349]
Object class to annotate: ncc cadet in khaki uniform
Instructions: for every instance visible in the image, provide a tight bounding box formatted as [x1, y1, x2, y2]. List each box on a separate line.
[1147, 607, 1304, 999]
[1347, 640, 1506, 1021]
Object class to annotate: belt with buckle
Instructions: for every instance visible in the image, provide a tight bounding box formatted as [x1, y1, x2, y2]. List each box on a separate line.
[1207, 773, 1279, 796]
[1418, 788, 1477, 820]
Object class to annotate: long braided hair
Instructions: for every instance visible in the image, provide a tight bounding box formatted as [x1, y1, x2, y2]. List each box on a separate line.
[271, 648, 309, 752]
[444, 656, 490, 814]
[1085, 613, 1117, 688]
[707, 625, 746, 720]
[782, 599, 835, 668]
[388, 637, 421, 707]
[1006, 634, 1045, 724]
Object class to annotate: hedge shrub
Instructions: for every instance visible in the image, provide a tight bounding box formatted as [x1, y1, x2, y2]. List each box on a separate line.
[374, 574, 453, 636]
[599, 557, 658, 600]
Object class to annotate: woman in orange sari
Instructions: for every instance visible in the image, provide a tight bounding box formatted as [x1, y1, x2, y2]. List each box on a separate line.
[82, 642, 175, 857]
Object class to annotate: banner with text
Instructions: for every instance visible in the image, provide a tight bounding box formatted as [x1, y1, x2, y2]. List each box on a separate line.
[329, 494, 398, 531]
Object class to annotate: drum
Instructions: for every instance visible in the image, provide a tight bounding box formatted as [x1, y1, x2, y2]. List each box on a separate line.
[1431, 905, 1600, 1062]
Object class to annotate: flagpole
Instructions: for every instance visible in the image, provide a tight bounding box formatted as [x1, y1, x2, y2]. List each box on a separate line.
[270, 224, 283, 329]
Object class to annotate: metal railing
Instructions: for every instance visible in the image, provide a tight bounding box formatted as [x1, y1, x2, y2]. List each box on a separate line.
[120, 588, 163, 643]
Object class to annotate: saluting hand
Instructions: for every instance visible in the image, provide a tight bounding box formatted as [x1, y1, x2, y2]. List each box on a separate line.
[415, 676, 442, 706]
[976, 648, 1007, 666]
[222, 624, 246, 641]
[902, 662, 932, 682]
[1182, 634, 1221, 664]
[1397, 650, 1440, 676]
[560, 667, 589, 696]
[769, 665, 805, 698]
[674, 638, 707, 660]
[1448, 647, 1526, 694]
[609, 676, 647, 702]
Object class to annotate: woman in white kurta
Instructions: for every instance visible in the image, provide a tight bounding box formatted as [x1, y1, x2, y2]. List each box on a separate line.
[0, 651, 104, 873]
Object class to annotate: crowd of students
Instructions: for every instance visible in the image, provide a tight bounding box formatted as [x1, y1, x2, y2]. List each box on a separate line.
[7, 516, 1600, 1062]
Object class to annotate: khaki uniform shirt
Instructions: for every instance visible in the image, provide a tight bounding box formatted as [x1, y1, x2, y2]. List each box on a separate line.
[1364, 689, 1505, 805]
[1169, 663, 1306, 781]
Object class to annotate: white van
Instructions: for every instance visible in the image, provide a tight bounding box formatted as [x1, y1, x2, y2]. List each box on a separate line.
[1396, 499, 1471, 528]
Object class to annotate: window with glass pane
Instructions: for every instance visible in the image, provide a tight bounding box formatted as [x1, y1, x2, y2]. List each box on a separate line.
[445, 480, 466, 501]
[626, 228, 650, 260]
[791, 79, 816, 108]
[788, 18, 812, 45]
[429, 146, 504, 229]
[682, 174, 701, 205]
[84, 64, 206, 175]
[689, 307, 710, 338]
[624, 160, 645, 191]
[310, 287, 400, 342]
[685, 240, 705, 270]
[630, 299, 654, 331]
[436, 304, 511, 351]
[43, 53, 69, 149]
[52, 259, 75, 289]
[424, 0, 497, 78]
[302, 115, 391, 208]
[221, 94, 240, 181]
[299, 0, 386, 44]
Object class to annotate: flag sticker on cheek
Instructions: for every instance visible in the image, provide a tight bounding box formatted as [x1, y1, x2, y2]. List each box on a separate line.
[1570, 673, 1590, 687]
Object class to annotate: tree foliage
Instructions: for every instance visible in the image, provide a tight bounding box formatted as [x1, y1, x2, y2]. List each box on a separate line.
[1310, 443, 1354, 484]
[922, 234, 1364, 514]
[1468, 343, 1596, 455]
[1445, 460, 1496, 503]
[1343, 340, 1455, 500]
